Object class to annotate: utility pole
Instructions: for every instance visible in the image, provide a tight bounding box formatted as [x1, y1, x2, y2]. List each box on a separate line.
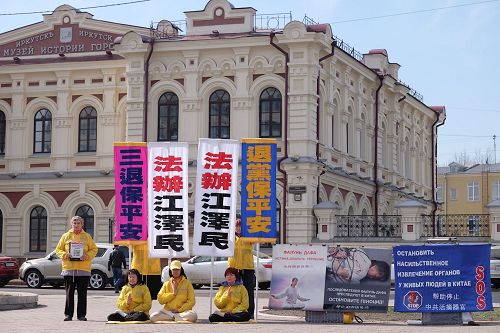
[494, 135, 497, 164]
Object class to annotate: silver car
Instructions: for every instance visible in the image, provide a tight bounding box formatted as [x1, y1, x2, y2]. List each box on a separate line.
[161, 252, 273, 289]
[19, 243, 129, 289]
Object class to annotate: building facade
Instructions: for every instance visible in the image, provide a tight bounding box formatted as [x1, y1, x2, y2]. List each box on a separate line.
[0, 0, 445, 258]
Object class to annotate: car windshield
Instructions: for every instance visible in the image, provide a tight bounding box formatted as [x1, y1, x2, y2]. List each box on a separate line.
[48, 252, 60, 260]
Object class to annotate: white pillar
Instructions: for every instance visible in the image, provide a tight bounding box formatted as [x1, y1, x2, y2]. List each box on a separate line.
[486, 200, 500, 242]
[313, 201, 340, 241]
[395, 200, 427, 241]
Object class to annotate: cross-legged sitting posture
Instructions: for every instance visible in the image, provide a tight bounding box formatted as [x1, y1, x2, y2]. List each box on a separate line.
[209, 267, 251, 323]
[107, 269, 152, 322]
[150, 260, 197, 323]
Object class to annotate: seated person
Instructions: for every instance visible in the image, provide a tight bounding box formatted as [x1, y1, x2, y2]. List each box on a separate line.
[107, 269, 152, 322]
[150, 260, 197, 323]
[209, 267, 251, 323]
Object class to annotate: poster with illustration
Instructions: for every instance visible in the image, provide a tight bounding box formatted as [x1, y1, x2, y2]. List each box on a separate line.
[324, 246, 392, 312]
[269, 244, 327, 311]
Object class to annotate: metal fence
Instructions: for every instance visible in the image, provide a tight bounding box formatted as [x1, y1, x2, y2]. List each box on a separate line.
[336, 215, 401, 237]
[421, 214, 490, 237]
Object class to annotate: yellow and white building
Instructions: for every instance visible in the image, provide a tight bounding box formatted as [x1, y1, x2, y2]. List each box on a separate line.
[0, 0, 445, 257]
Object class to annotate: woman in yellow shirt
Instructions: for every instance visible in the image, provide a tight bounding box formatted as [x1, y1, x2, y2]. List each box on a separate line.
[150, 260, 197, 323]
[209, 267, 251, 322]
[107, 269, 152, 322]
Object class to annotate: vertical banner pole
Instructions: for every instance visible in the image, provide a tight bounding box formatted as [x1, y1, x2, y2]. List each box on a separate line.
[255, 242, 260, 321]
[209, 256, 214, 314]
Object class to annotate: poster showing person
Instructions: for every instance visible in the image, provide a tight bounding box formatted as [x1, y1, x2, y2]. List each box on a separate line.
[393, 244, 492, 313]
[269, 244, 327, 311]
[324, 246, 392, 312]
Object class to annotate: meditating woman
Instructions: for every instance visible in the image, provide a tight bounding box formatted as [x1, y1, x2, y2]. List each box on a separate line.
[107, 268, 152, 322]
[150, 260, 197, 323]
[208, 267, 251, 323]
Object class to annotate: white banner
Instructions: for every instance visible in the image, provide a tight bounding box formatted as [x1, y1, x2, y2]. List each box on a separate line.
[193, 138, 239, 256]
[147, 142, 189, 258]
[269, 244, 327, 311]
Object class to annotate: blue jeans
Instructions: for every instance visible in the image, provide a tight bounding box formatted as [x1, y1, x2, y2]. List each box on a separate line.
[112, 267, 123, 290]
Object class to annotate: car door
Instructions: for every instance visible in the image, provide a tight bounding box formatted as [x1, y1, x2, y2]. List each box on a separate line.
[214, 257, 228, 283]
[44, 252, 63, 279]
[185, 256, 211, 284]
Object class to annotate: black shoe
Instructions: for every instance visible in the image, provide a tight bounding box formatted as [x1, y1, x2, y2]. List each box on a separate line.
[64, 316, 72, 321]
[114, 290, 119, 293]
[77, 317, 87, 321]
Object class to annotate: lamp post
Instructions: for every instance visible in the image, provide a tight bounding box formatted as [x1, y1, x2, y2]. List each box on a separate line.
[108, 217, 115, 243]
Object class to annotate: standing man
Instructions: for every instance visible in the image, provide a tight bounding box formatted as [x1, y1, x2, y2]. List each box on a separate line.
[228, 215, 256, 318]
[108, 245, 127, 293]
[55, 215, 98, 321]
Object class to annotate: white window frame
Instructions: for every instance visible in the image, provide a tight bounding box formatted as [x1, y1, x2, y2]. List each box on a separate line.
[493, 180, 500, 200]
[450, 188, 457, 201]
[436, 185, 443, 202]
[467, 182, 479, 201]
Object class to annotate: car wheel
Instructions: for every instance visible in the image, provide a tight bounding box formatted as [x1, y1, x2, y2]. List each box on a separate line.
[192, 284, 203, 289]
[25, 269, 44, 288]
[50, 282, 63, 288]
[89, 270, 107, 290]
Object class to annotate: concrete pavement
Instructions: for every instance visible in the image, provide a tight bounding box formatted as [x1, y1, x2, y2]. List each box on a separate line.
[1, 292, 499, 333]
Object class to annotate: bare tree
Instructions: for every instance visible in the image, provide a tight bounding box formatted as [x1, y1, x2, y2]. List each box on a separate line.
[449, 149, 493, 167]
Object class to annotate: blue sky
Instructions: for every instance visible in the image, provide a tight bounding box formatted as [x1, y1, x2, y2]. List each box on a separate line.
[1, 0, 498, 166]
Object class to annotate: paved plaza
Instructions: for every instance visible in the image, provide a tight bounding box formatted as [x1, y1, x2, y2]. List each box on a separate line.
[0, 292, 499, 333]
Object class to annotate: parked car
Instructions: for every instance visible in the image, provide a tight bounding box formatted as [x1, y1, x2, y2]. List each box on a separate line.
[161, 251, 273, 289]
[19, 243, 129, 289]
[0, 256, 19, 287]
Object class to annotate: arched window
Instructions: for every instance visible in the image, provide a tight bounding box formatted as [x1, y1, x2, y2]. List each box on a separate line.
[34, 109, 52, 153]
[259, 87, 282, 138]
[158, 92, 179, 141]
[78, 106, 97, 152]
[346, 106, 353, 155]
[404, 137, 411, 178]
[380, 122, 387, 167]
[331, 99, 338, 149]
[0, 210, 3, 251]
[76, 205, 94, 238]
[209, 90, 230, 139]
[30, 206, 47, 252]
[0, 111, 5, 155]
[0, 111, 7, 154]
[359, 113, 366, 161]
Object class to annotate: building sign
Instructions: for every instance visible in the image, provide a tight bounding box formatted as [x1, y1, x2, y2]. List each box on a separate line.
[393, 244, 493, 312]
[240, 138, 277, 243]
[0, 24, 120, 57]
[147, 142, 190, 258]
[193, 138, 239, 257]
[114, 142, 148, 244]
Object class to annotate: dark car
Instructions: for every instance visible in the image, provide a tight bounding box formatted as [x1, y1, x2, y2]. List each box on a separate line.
[0, 256, 20, 287]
